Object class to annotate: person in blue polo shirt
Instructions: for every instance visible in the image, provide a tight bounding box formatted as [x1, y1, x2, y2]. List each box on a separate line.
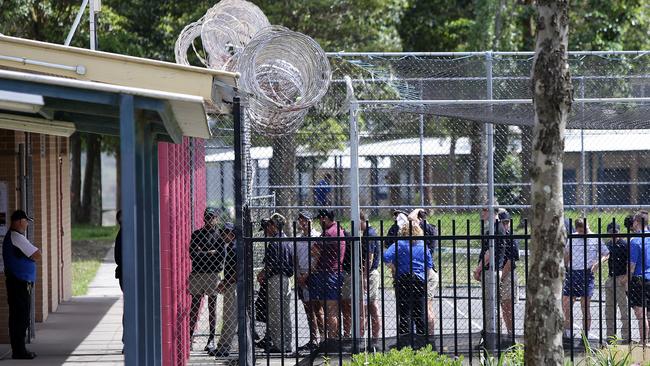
[384, 222, 434, 337]
[627, 211, 650, 342]
[3, 210, 40, 360]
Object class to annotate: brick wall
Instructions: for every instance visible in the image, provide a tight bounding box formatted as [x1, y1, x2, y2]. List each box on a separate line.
[0, 130, 72, 343]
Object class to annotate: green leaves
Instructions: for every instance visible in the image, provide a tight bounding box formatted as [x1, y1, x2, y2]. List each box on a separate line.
[346, 346, 464, 366]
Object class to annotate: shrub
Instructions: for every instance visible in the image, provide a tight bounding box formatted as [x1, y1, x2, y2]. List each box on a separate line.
[345, 346, 463, 366]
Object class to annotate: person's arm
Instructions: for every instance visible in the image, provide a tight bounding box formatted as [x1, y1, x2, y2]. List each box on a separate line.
[11, 232, 39, 261]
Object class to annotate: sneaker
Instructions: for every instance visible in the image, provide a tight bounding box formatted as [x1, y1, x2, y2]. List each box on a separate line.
[12, 351, 37, 360]
[297, 341, 318, 352]
[256, 338, 272, 349]
[211, 348, 230, 357]
[266, 346, 293, 354]
[204, 339, 215, 352]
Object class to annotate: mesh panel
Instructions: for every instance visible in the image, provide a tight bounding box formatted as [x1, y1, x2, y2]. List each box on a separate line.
[174, 51, 650, 364]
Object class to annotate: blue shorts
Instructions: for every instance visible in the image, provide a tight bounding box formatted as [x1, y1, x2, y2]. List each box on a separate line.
[309, 272, 343, 301]
[563, 269, 595, 298]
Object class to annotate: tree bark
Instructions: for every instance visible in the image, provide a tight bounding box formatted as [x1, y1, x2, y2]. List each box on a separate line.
[70, 132, 82, 224]
[80, 134, 102, 225]
[269, 135, 296, 217]
[470, 124, 488, 205]
[524, 1, 572, 365]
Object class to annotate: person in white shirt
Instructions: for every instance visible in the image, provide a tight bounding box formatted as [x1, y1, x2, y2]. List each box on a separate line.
[295, 211, 322, 351]
[562, 218, 609, 338]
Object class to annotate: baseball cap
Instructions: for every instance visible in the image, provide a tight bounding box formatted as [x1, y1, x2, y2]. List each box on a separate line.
[498, 211, 511, 221]
[607, 222, 620, 234]
[392, 209, 407, 216]
[298, 211, 312, 220]
[260, 213, 286, 232]
[316, 209, 334, 220]
[204, 207, 218, 220]
[223, 222, 235, 231]
[11, 210, 33, 222]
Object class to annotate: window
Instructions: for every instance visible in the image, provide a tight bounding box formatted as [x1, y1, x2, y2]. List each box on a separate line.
[597, 168, 630, 205]
[563, 169, 576, 206]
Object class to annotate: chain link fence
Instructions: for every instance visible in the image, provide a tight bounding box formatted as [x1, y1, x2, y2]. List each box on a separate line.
[172, 51, 650, 365]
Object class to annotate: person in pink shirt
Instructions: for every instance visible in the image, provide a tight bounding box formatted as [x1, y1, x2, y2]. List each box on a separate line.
[309, 209, 346, 340]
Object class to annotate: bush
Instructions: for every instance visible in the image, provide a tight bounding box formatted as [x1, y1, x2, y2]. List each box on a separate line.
[345, 346, 463, 366]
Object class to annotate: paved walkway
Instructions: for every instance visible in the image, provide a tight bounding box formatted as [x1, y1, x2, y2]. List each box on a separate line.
[0, 247, 124, 365]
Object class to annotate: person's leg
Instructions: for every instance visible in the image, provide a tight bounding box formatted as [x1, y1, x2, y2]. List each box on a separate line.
[633, 306, 648, 343]
[562, 295, 572, 335]
[581, 297, 591, 335]
[616, 277, 630, 342]
[302, 301, 318, 345]
[280, 275, 293, 351]
[395, 276, 410, 336]
[413, 281, 426, 335]
[368, 301, 380, 339]
[189, 294, 202, 340]
[215, 285, 237, 353]
[426, 271, 438, 335]
[311, 300, 325, 341]
[6, 276, 29, 354]
[266, 275, 281, 349]
[341, 272, 352, 337]
[604, 277, 616, 340]
[207, 295, 217, 343]
[325, 300, 339, 339]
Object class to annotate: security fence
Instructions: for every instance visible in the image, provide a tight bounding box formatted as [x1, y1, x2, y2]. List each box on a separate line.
[241, 215, 650, 366]
[175, 51, 650, 365]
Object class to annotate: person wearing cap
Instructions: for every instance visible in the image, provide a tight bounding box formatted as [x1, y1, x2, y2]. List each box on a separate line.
[562, 218, 609, 338]
[3, 210, 39, 359]
[257, 213, 293, 353]
[294, 211, 323, 351]
[386, 209, 409, 248]
[188, 207, 225, 352]
[495, 210, 520, 337]
[604, 221, 630, 343]
[625, 211, 650, 342]
[408, 208, 439, 334]
[309, 209, 346, 340]
[212, 223, 237, 357]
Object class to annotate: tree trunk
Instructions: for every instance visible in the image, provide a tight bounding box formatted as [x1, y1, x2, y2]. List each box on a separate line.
[70, 132, 82, 224]
[449, 136, 457, 206]
[80, 134, 102, 225]
[269, 136, 296, 217]
[470, 123, 488, 205]
[524, 1, 572, 365]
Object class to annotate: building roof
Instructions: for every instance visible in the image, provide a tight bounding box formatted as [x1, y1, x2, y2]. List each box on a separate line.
[205, 129, 650, 166]
[0, 35, 239, 139]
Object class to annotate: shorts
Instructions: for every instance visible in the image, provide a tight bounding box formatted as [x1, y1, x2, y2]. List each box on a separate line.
[500, 271, 520, 304]
[427, 270, 439, 298]
[297, 283, 310, 302]
[309, 272, 343, 301]
[562, 269, 594, 298]
[366, 269, 380, 301]
[189, 272, 221, 296]
[342, 272, 352, 300]
[628, 276, 650, 308]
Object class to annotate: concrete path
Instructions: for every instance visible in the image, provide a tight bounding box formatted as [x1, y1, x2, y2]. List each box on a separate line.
[0, 247, 124, 365]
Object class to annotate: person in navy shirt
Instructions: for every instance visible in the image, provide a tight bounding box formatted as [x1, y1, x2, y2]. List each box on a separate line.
[3, 210, 40, 360]
[626, 211, 650, 342]
[313, 173, 333, 206]
[384, 222, 433, 337]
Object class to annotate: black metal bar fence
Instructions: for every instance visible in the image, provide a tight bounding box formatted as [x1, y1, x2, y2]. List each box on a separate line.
[217, 215, 650, 365]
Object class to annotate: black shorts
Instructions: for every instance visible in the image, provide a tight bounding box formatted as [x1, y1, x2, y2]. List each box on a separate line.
[628, 276, 650, 308]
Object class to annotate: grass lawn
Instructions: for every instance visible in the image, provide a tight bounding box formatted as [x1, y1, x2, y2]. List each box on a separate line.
[71, 225, 118, 296]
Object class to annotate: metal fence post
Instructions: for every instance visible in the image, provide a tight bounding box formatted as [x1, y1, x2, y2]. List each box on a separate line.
[234, 96, 253, 366]
[348, 76, 363, 345]
[485, 51, 498, 351]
